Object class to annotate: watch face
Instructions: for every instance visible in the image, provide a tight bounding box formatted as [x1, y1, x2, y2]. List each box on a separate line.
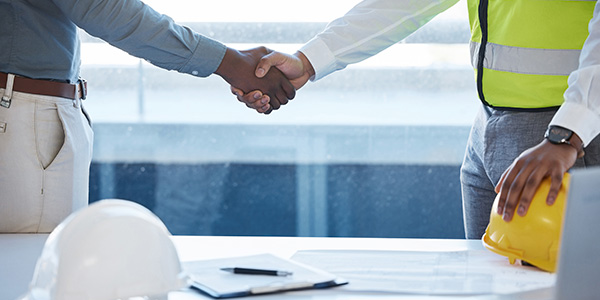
[547, 126, 573, 144]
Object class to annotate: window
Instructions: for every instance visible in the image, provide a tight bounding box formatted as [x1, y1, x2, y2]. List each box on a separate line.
[85, 0, 477, 238]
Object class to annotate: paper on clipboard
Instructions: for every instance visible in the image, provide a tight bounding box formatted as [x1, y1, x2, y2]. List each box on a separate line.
[183, 253, 347, 298]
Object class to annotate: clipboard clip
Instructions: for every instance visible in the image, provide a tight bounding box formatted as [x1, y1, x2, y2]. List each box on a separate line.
[250, 281, 313, 294]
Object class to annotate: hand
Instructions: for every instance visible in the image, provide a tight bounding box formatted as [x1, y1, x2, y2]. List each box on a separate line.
[230, 87, 272, 114]
[495, 138, 580, 222]
[215, 47, 295, 111]
[232, 51, 315, 114]
[255, 50, 314, 90]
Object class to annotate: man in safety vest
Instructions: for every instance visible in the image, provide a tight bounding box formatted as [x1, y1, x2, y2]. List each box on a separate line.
[233, 0, 600, 239]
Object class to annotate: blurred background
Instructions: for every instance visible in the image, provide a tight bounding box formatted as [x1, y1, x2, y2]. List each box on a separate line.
[83, 0, 478, 238]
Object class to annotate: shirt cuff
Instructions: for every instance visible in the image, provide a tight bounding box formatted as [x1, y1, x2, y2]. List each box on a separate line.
[299, 38, 340, 82]
[180, 35, 227, 77]
[550, 101, 600, 147]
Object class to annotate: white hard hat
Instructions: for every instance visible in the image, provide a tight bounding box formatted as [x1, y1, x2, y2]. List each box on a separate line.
[19, 199, 189, 300]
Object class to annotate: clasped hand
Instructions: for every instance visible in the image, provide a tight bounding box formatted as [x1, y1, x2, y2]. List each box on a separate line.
[215, 46, 297, 113]
[227, 50, 314, 114]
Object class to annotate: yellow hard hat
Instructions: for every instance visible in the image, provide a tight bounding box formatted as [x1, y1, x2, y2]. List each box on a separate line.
[482, 173, 570, 273]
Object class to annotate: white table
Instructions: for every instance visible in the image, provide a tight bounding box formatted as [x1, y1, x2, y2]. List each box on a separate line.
[0, 235, 553, 300]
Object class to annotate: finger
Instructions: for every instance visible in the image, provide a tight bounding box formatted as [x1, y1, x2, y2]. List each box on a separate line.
[251, 91, 264, 102]
[546, 172, 565, 205]
[247, 100, 269, 113]
[238, 93, 253, 104]
[495, 168, 510, 194]
[502, 178, 524, 222]
[282, 80, 296, 100]
[241, 94, 269, 110]
[258, 104, 270, 114]
[253, 103, 270, 114]
[261, 95, 270, 105]
[276, 89, 289, 106]
[246, 100, 263, 110]
[496, 167, 518, 216]
[237, 91, 261, 104]
[515, 171, 546, 217]
[502, 164, 536, 222]
[264, 106, 273, 115]
[495, 146, 537, 219]
[269, 95, 281, 110]
[230, 86, 244, 96]
[253, 95, 271, 113]
[256, 51, 282, 78]
[496, 157, 529, 216]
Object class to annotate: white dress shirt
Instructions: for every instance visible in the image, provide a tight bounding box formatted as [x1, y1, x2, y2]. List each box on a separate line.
[552, 1, 600, 146]
[299, 0, 459, 81]
[300, 0, 600, 146]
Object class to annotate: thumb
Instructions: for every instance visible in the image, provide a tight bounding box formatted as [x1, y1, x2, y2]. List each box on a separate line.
[495, 169, 509, 194]
[255, 52, 285, 78]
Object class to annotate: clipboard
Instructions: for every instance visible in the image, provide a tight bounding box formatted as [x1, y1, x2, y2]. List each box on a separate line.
[183, 253, 348, 298]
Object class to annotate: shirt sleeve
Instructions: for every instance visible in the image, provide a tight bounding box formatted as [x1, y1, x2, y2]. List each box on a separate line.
[299, 0, 460, 81]
[551, 2, 600, 146]
[51, 0, 226, 77]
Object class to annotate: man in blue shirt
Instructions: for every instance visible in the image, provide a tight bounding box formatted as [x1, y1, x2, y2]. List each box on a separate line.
[0, 0, 295, 232]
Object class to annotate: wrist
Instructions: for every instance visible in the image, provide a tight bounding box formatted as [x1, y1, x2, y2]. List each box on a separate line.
[215, 48, 237, 81]
[569, 133, 585, 158]
[295, 51, 315, 79]
[544, 126, 585, 158]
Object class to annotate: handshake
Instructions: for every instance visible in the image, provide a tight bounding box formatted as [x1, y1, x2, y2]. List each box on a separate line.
[215, 46, 315, 114]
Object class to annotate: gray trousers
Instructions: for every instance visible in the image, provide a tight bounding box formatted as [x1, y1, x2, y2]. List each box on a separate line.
[460, 105, 600, 239]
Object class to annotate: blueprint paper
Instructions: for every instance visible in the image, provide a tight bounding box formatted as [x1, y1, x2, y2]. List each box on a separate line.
[291, 250, 555, 295]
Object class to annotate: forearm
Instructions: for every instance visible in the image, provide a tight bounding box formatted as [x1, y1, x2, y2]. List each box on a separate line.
[300, 0, 459, 81]
[52, 0, 226, 77]
[555, 1, 600, 146]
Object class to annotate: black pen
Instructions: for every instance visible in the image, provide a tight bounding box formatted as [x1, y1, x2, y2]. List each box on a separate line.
[220, 267, 293, 276]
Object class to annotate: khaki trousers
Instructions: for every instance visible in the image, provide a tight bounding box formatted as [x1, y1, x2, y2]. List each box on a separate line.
[0, 77, 93, 233]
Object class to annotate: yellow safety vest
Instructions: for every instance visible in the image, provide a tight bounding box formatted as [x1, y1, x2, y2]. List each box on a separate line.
[468, 0, 596, 109]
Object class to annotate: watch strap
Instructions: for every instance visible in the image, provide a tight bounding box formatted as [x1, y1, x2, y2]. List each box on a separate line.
[567, 134, 585, 159]
[546, 126, 585, 158]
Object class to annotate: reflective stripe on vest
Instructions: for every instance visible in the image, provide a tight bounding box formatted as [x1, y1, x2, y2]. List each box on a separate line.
[468, 0, 596, 109]
[470, 43, 581, 76]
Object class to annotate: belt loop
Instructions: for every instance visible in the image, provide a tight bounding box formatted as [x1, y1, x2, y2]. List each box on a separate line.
[77, 78, 87, 100]
[1, 73, 15, 108]
[73, 78, 86, 108]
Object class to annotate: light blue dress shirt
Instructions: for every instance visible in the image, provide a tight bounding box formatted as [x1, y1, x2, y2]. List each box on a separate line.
[0, 0, 226, 83]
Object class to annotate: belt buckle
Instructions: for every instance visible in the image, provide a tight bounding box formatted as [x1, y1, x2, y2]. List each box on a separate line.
[0, 95, 10, 108]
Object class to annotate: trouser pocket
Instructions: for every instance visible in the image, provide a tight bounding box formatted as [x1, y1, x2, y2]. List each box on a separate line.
[35, 101, 65, 169]
[38, 102, 94, 230]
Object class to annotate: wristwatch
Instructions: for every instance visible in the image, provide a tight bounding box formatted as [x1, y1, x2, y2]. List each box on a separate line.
[544, 125, 585, 158]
